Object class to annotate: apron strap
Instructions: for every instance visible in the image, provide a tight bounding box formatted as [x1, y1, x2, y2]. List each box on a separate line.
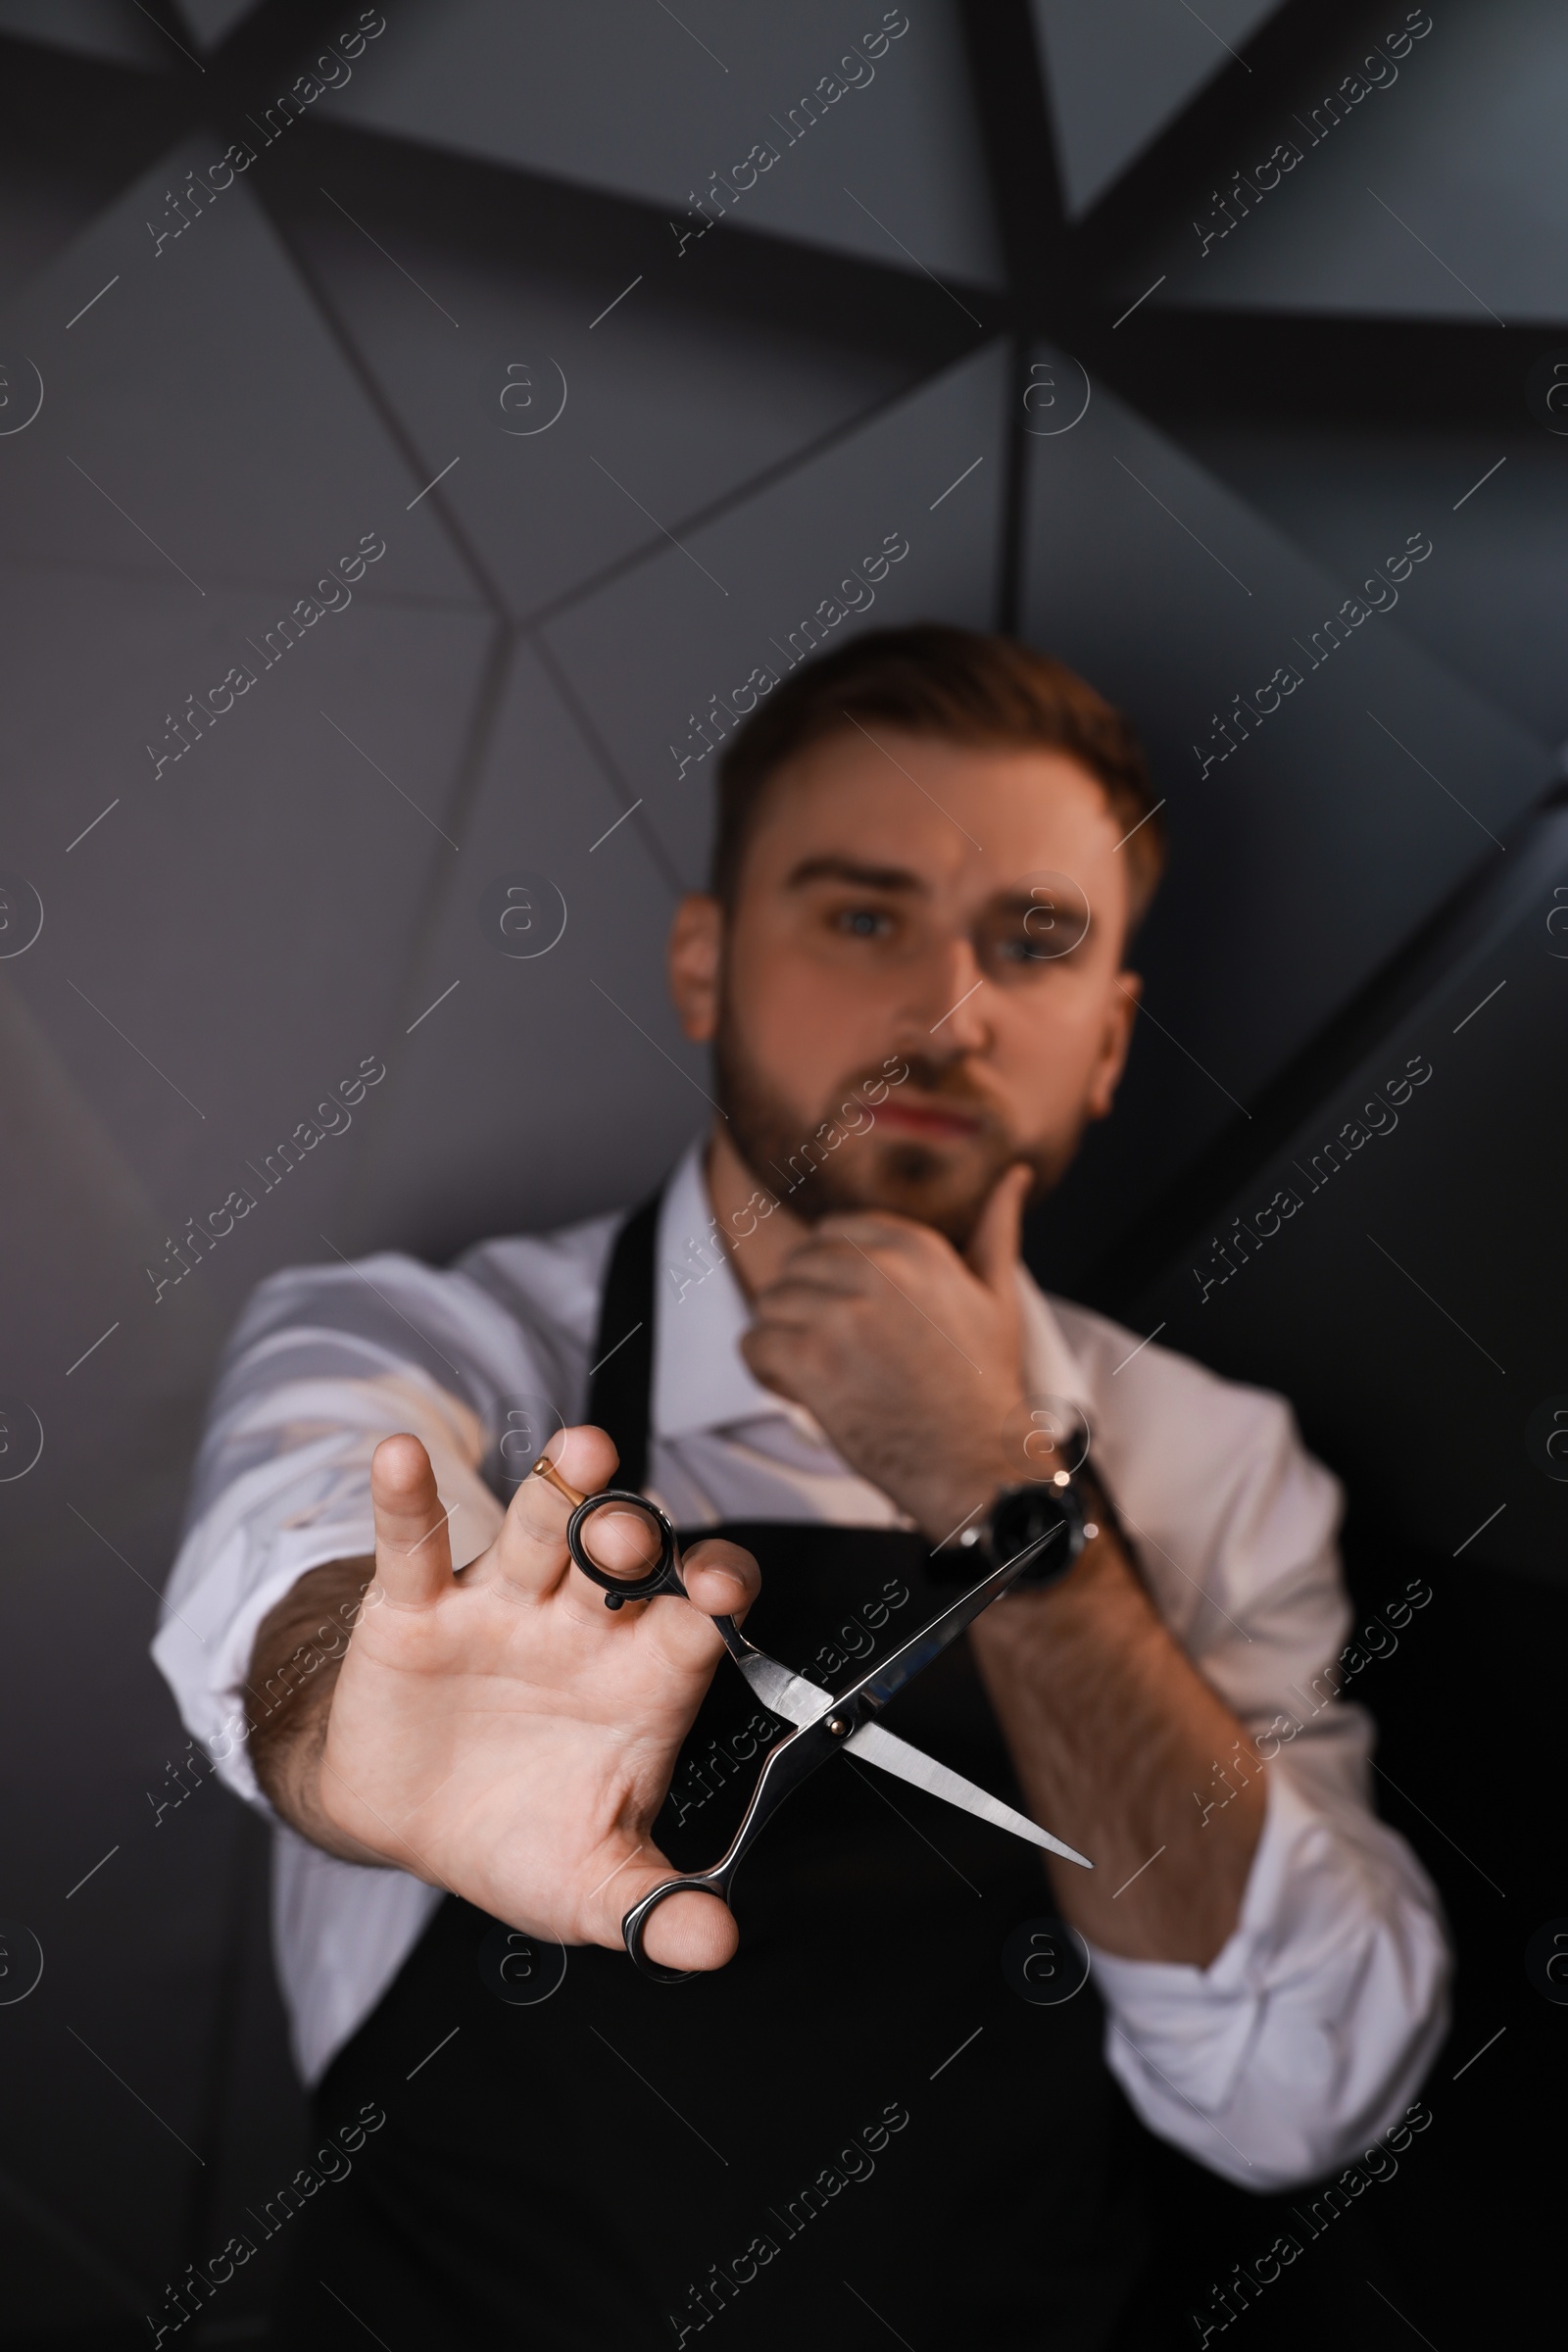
[584, 1190, 662, 1492]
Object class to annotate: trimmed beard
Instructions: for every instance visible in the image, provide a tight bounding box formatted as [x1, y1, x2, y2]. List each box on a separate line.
[713, 1005, 1051, 1250]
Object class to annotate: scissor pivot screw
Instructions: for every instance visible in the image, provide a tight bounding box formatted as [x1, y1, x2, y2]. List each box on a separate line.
[825, 1716, 848, 1736]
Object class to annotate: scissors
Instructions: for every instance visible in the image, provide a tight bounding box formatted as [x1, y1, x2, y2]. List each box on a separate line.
[530, 1455, 1093, 1981]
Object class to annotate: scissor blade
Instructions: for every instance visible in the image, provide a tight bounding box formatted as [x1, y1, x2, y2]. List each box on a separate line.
[845, 1720, 1092, 1869]
[836, 1524, 1066, 1719]
[725, 1646, 835, 1731]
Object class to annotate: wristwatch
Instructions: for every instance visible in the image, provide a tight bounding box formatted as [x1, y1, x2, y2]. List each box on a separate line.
[949, 1471, 1101, 1591]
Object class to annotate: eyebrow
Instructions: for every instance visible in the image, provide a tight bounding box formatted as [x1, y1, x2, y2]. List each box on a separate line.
[989, 889, 1084, 921]
[784, 856, 928, 894]
[989, 890, 1095, 952]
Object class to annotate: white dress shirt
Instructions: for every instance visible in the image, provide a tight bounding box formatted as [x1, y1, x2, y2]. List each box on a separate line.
[154, 1141, 1448, 2189]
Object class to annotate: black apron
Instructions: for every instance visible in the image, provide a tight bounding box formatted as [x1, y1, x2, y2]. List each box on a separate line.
[276, 1197, 1151, 2349]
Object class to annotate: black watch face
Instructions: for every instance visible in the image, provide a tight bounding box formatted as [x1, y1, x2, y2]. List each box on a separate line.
[991, 1486, 1074, 1577]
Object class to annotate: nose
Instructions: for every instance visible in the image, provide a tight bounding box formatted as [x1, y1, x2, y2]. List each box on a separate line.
[902, 930, 990, 1056]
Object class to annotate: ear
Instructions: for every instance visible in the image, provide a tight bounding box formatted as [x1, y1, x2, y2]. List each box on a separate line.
[667, 894, 723, 1043]
[1084, 969, 1141, 1122]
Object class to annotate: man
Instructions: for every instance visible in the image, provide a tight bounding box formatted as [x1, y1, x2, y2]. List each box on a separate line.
[156, 626, 1446, 2349]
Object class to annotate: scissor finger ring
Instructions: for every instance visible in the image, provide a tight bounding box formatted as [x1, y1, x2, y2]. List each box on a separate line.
[529, 1456, 681, 1608]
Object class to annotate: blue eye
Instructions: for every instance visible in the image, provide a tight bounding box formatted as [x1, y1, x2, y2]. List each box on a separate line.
[838, 907, 890, 938]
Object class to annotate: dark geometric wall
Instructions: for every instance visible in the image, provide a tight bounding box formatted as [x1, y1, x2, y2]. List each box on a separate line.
[0, 1, 1560, 2342]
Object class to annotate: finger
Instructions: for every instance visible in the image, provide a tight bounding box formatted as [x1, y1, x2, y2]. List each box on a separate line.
[773, 1240, 877, 1292]
[797, 1220, 945, 1287]
[750, 1272, 865, 1327]
[632, 1537, 761, 1681]
[811, 1208, 929, 1254]
[667, 1538, 761, 1644]
[581, 1846, 739, 1972]
[486, 1423, 623, 1596]
[370, 1434, 455, 1606]
[967, 1161, 1031, 1296]
[569, 1500, 667, 1590]
[641, 1886, 739, 1972]
[739, 1324, 813, 1407]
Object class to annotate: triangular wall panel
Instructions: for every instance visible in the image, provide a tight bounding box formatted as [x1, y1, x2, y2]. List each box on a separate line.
[330, 0, 1004, 287]
[542, 340, 1011, 888]
[1033, 0, 1282, 216]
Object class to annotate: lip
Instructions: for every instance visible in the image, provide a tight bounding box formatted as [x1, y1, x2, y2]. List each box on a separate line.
[875, 1099, 985, 1139]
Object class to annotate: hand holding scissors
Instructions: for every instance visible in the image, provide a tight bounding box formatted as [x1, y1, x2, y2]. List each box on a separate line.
[530, 1455, 1092, 1981]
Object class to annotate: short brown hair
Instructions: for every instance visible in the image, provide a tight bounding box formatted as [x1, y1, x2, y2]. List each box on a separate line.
[711, 623, 1165, 927]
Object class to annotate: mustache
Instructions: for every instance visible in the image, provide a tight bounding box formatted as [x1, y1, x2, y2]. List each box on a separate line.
[862, 1054, 1004, 1120]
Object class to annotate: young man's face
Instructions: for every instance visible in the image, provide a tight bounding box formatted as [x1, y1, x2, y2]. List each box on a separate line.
[668, 727, 1145, 1247]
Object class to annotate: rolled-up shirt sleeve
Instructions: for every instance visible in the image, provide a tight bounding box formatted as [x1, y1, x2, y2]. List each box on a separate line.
[1090, 1733, 1449, 2189]
[1066, 1315, 1451, 2191]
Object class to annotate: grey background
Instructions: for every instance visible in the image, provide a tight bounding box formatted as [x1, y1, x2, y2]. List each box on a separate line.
[0, 0, 1561, 2341]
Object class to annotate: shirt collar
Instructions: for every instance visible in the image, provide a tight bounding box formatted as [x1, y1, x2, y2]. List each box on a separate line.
[653, 1141, 786, 1441]
[651, 1137, 1096, 1443]
[1016, 1274, 1096, 1444]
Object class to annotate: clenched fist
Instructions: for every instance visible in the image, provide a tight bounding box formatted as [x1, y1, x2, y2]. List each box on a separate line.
[741, 1163, 1034, 1539]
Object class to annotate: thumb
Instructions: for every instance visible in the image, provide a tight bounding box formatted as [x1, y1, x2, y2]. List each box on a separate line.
[637, 1880, 740, 1973]
[369, 1433, 454, 1605]
[967, 1161, 1032, 1297]
[585, 1842, 740, 1973]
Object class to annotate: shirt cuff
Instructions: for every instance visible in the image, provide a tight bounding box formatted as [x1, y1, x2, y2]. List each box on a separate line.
[1085, 1766, 1449, 2190]
[1088, 1769, 1298, 2115]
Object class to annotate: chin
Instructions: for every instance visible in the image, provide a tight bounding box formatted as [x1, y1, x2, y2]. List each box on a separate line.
[838, 1139, 1008, 1247]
